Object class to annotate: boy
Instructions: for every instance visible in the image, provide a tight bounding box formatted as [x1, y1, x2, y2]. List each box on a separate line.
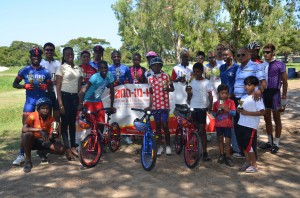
[237, 76, 265, 173]
[146, 57, 174, 155]
[79, 61, 115, 133]
[212, 84, 236, 167]
[22, 97, 65, 173]
[187, 63, 213, 161]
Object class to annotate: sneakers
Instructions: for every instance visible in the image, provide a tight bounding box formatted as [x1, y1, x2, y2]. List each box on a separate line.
[124, 136, 133, 144]
[239, 162, 251, 172]
[271, 145, 279, 154]
[166, 146, 172, 155]
[217, 154, 226, 164]
[23, 160, 32, 173]
[245, 166, 258, 173]
[37, 150, 48, 164]
[13, 154, 25, 166]
[232, 152, 245, 159]
[157, 146, 164, 155]
[259, 142, 272, 150]
[225, 157, 234, 167]
[203, 152, 211, 162]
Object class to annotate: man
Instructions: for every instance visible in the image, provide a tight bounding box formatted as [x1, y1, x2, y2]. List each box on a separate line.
[22, 97, 65, 173]
[171, 50, 192, 83]
[206, 50, 221, 103]
[233, 47, 266, 157]
[90, 45, 104, 70]
[12, 47, 52, 166]
[215, 44, 225, 66]
[40, 42, 61, 121]
[195, 51, 205, 64]
[259, 44, 288, 154]
[248, 41, 263, 64]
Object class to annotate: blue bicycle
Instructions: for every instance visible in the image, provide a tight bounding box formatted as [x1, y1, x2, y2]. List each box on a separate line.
[131, 108, 157, 171]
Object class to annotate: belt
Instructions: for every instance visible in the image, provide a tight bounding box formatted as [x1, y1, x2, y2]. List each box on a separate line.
[61, 91, 78, 96]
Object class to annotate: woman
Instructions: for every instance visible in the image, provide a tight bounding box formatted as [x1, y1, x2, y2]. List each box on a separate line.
[56, 47, 82, 160]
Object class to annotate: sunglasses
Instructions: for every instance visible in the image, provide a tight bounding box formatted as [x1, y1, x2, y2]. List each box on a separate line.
[263, 51, 271, 54]
[237, 53, 246, 58]
[208, 56, 215, 59]
[45, 49, 54, 52]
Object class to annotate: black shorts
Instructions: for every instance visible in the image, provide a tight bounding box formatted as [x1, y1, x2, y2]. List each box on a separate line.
[46, 91, 59, 111]
[263, 88, 280, 110]
[216, 127, 231, 138]
[191, 108, 207, 125]
[236, 125, 257, 152]
[31, 138, 52, 150]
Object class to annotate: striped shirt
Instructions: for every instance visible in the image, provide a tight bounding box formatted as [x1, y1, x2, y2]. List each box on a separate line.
[234, 60, 265, 99]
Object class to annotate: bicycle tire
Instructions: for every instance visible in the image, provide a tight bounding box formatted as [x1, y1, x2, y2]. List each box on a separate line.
[174, 125, 183, 155]
[184, 132, 202, 169]
[108, 122, 121, 152]
[141, 134, 157, 171]
[78, 133, 102, 168]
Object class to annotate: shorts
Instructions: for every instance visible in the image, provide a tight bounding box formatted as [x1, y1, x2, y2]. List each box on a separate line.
[31, 138, 52, 150]
[263, 88, 280, 111]
[236, 125, 257, 152]
[46, 91, 59, 111]
[191, 108, 207, 125]
[84, 101, 105, 123]
[23, 97, 39, 112]
[153, 109, 169, 123]
[216, 127, 232, 138]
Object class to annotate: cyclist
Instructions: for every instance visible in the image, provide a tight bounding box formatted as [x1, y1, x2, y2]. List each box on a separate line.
[248, 41, 263, 64]
[90, 45, 105, 70]
[22, 97, 65, 173]
[79, 61, 116, 133]
[130, 53, 147, 84]
[80, 50, 97, 85]
[12, 47, 51, 166]
[144, 51, 158, 78]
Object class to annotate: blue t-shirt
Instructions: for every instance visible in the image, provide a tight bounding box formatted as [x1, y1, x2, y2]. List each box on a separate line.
[17, 65, 51, 99]
[108, 64, 133, 84]
[220, 63, 239, 95]
[84, 72, 114, 102]
[234, 60, 265, 99]
[89, 61, 98, 70]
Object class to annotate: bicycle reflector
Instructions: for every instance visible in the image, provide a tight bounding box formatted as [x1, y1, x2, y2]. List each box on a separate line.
[133, 118, 148, 132]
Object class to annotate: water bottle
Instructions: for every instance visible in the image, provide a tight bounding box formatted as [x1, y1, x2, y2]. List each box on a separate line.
[279, 99, 287, 115]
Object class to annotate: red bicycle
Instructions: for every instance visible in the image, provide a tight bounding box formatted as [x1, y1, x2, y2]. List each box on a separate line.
[78, 108, 120, 168]
[173, 104, 202, 169]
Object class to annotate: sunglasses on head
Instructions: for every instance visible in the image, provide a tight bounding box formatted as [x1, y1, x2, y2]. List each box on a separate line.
[237, 53, 246, 58]
[263, 51, 271, 54]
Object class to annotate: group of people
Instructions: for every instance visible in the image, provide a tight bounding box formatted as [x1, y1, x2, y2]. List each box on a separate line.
[11, 41, 288, 174]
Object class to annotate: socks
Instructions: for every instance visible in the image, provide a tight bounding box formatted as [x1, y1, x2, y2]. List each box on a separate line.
[20, 148, 24, 156]
[273, 138, 280, 146]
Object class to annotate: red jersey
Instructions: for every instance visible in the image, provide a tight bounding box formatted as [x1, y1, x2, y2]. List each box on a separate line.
[212, 99, 236, 128]
[129, 66, 147, 84]
[25, 112, 55, 138]
[148, 73, 171, 110]
[81, 64, 97, 84]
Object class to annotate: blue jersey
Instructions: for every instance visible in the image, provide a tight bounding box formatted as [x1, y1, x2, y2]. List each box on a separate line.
[109, 64, 133, 85]
[17, 65, 51, 112]
[89, 61, 99, 70]
[84, 72, 114, 102]
[220, 63, 239, 95]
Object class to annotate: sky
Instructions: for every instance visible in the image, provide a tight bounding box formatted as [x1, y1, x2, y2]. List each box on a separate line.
[0, 0, 122, 49]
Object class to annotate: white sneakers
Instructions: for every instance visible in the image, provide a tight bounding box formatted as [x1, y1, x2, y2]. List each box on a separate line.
[124, 136, 133, 144]
[157, 146, 172, 155]
[13, 154, 25, 166]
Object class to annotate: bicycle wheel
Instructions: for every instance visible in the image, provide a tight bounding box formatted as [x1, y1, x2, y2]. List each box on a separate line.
[184, 132, 202, 169]
[108, 122, 121, 152]
[141, 134, 157, 171]
[174, 125, 183, 155]
[78, 133, 102, 168]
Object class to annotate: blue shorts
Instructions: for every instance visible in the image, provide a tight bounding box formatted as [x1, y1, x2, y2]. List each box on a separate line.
[23, 97, 39, 112]
[152, 109, 169, 123]
[216, 127, 232, 138]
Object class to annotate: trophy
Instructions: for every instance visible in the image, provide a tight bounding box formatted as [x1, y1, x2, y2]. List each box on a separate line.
[218, 100, 224, 111]
[51, 73, 56, 82]
[134, 70, 138, 84]
[50, 121, 59, 141]
[186, 77, 192, 93]
[116, 68, 120, 81]
[28, 73, 34, 84]
[38, 77, 43, 85]
[82, 72, 86, 85]
[162, 80, 168, 91]
[237, 100, 244, 110]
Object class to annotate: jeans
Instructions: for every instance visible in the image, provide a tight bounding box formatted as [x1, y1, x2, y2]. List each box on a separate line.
[231, 117, 240, 153]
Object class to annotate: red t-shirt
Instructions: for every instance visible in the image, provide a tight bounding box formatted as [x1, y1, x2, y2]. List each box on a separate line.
[212, 99, 236, 128]
[81, 64, 97, 84]
[25, 112, 55, 138]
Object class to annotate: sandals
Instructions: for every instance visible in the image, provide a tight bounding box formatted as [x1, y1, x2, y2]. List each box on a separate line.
[245, 166, 258, 173]
[71, 147, 78, 158]
[66, 149, 75, 161]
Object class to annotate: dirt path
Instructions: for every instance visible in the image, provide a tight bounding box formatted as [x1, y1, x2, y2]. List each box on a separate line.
[0, 80, 299, 198]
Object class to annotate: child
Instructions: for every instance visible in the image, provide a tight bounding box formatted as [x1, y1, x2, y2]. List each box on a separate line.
[80, 50, 97, 85]
[129, 53, 147, 84]
[212, 84, 236, 167]
[146, 57, 174, 155]
[79, 61, 115, 133]
[187, 63, 213, 161]
[237, 76, 265, 173]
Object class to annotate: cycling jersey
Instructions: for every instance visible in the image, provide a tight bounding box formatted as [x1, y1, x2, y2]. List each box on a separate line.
[108, 64, 133, 85]
[81, 64, 97, 84]
[129, 66, 147, 84]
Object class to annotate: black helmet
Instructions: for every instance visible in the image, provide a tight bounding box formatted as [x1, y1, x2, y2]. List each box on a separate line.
[247, 42, 260, 50]
[36, 97, 52, 109]
[150, 57, 163, 66]
[29, 46, 43, 56]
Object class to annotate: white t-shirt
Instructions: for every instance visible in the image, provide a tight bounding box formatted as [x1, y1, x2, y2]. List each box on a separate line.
[40, 59, 61, 75]
[216, 59, 225, 67]
[190, 79, 213, 108]
[172, 64, 193, 81]
[56, 63, 82, 93]
[238, 94, 265, 129]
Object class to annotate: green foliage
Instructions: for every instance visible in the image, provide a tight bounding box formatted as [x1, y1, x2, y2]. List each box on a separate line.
[0, 76, 15, 93]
